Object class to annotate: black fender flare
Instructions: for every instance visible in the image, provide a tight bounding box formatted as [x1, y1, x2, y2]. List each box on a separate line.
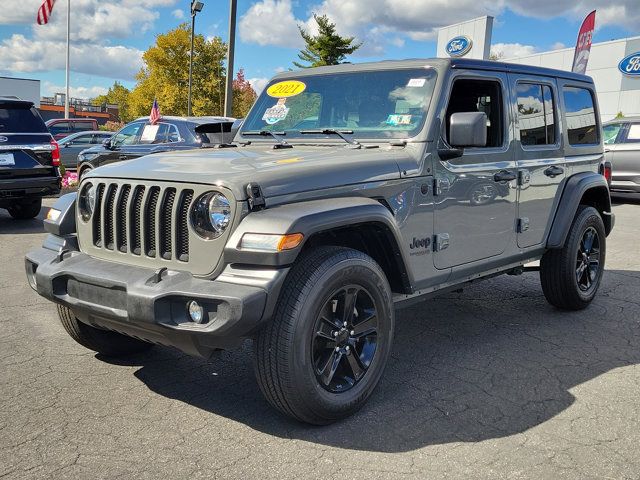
[546, 172, 613, 249]
[224, 196, 412, 282]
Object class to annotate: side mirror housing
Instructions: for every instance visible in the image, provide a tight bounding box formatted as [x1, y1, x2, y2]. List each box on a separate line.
[449, 112, 487, 148]
[102, 137, 113, 149]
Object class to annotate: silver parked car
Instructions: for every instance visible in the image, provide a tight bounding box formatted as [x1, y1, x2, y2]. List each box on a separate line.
[604, 117, 640, 198]
[57, 130, 113, 170]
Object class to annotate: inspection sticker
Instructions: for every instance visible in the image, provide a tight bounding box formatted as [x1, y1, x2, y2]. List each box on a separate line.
[262, 98, 290, 125]
[407, 78, 426, 87]
[386, 114, 413, 126]
[266, 80, 306, 98]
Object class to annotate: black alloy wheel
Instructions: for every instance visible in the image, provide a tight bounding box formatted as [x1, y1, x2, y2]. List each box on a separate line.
[576, 226, 601, 292]
[312, 285, 379, 393]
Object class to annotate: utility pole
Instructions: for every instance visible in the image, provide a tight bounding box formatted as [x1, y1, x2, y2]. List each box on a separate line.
[224, 0, 237, 118]
[64, 0, 70, 119]
[188, 1, 204, 117]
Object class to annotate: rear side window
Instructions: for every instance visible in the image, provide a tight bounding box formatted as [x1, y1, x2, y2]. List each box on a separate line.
[516, 83, 556, 146]
[626, 124, 640, 143]
[49, 121, 69, 135]
[603, 123, 623, 145]
[72, 121, 94, 132]
[0, 106, 48, 133]
[563, 86, 598, 145]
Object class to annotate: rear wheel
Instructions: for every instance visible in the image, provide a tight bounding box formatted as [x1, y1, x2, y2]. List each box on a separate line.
[7, 198, 41, 220]
[540, 205, 606, 310]
[57, 304, 153, 356]
[254, 246, 394, 424]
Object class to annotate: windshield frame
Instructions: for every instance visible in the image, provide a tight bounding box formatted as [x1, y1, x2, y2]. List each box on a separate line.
[239, 66, 439, 144]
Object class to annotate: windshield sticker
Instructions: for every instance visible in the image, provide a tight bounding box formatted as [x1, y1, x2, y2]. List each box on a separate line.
[267, 80, 307, 98]
[386, 114, 413, 126]
[140, 124, 160, 142]
[407, 78, 426, 87]
[262, 98, 290, 125]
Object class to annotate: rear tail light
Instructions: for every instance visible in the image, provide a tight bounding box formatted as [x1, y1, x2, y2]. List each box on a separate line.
[603, 161, 612, 187]
[51, 139, 60, 167]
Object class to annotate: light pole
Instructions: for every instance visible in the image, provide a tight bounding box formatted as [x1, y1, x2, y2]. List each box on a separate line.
[188, 0, 204, 117]
[224, 0, 237, 118]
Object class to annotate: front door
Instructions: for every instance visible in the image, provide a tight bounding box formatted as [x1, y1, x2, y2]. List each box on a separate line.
[509, 75, 565, 248]
[434, 72, 518, 270]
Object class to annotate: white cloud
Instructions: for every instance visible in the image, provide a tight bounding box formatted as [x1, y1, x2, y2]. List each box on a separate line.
[248, 77, 270, 94]
[0, 34, 143, 80]
[491, 43, 538, 59]
[551, 42, 567, 50]
[172, 9, 185, 19]
[42, 82, 108, 99]
[239, 0, 640, 56]
[239, 0, 302, 48]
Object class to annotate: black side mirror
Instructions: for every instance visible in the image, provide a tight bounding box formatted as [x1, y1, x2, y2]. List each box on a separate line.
[102, 137, 113, 149]
[449, 112, 487, 148]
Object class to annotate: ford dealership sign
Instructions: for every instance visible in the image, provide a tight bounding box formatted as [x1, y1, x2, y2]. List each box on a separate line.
[446, 36, 473, 57]
[619, 52, 640, 76]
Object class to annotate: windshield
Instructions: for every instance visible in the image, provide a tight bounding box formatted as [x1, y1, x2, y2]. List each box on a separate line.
[603, 123, 622, 145]
[240, 68, 438, 140]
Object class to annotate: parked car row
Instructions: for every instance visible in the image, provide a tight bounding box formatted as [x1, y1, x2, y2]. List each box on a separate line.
[604, 117, 640, 199]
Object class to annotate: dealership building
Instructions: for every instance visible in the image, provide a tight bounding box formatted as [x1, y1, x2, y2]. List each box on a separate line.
[437, 16, 640, 121]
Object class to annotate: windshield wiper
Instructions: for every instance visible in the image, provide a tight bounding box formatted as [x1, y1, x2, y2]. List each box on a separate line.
[299, 129, 361, 148]
[242, 130, 292, 149]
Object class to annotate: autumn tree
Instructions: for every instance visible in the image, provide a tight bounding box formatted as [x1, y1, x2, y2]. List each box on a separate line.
[93, 81, 132, 122]
[232, 69, 257, 118]
[294, 14, 361, 68]
[128, 24, 227, 118]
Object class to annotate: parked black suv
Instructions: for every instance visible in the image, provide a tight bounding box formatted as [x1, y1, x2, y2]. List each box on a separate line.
[0, 98, 61, 219]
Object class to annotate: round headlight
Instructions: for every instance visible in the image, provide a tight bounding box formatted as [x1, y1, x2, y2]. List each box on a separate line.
[190, 191, 231, 239]
[78, 182, 96, 221]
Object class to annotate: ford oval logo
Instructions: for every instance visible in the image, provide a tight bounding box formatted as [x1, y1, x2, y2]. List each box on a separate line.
[446, 36, 473, 57]
[618, 52, 640, 76]
[0, 136, 7, 143]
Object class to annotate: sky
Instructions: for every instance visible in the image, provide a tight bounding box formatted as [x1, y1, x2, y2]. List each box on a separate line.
[0, 0, 637, 100]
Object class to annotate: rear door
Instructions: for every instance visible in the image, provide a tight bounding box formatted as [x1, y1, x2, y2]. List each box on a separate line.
[509, 74, 565, 248]
[0, 102, 56, 180]
[609, 123, 640, 193]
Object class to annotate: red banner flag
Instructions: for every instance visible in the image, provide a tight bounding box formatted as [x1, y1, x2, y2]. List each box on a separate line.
[572, 10, 596, 75]
[36, 0, 57, 25]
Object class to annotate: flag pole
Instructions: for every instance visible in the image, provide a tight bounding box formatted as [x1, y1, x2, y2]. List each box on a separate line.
[64, 0, 70, 119]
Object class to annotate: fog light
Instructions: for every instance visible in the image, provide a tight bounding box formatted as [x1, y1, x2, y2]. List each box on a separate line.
[187, 300, 205, 324]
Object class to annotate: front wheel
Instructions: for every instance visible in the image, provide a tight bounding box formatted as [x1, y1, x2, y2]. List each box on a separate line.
[540, 205, 606, 310]
[254, 246, 394, 424]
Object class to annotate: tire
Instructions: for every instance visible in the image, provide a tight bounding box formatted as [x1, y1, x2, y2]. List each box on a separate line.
[57, 304, 153, 357]
[540, 205, 606, 310]
[254, 246, 394, 425]
[7, 198, 42, 220]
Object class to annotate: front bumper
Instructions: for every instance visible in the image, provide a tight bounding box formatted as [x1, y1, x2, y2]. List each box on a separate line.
[25, 238, 288, 357]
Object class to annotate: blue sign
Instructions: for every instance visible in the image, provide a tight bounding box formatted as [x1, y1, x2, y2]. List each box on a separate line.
[446, 36, 473, 57]
[619, 52, 640, 76]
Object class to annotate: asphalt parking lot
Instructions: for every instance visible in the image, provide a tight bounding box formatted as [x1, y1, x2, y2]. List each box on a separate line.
[1, 198, 639, 480]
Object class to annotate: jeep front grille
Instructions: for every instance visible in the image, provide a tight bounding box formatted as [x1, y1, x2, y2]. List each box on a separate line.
[89, 181, 194, 262]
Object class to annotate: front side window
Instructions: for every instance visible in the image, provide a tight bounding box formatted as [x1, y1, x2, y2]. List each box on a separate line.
[603, 123, 623, 145]
[72, 122, 94, 132]
[112, 122, 144, 146]
[516, 83, 556, 146]
[138, 123, 181, 144]
[48, 121, 69, 135]
[70, 133, 94, 145]
[445, 78, 504, 148]
[563, 86, 598, 145]
[241, 68, 438, 140]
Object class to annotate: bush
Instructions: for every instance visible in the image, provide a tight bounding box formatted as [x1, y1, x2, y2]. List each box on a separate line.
[100, 121, 124, 132]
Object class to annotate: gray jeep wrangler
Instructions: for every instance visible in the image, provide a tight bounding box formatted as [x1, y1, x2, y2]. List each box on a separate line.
[26, 58, 614, 424]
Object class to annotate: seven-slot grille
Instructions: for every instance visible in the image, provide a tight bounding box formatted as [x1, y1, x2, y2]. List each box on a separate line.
[89, 182, 194, 263]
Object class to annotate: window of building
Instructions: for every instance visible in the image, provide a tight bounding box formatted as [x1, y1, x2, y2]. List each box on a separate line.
[445, 79, 504, 148]
[563, 86, 598, 145]
[516, 83, 556, 146]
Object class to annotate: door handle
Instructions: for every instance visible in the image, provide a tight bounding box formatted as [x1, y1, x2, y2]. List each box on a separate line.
[118, 155, 128, 160]
[544, 166, 564, 178]
[493, 170, 516, 182]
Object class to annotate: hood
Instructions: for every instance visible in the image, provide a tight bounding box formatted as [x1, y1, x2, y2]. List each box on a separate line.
[85, 144, 418, 200]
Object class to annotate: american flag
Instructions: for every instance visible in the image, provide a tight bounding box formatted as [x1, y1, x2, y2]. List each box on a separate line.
[149, 99, 161, 125]
[36, 0, 57, 25]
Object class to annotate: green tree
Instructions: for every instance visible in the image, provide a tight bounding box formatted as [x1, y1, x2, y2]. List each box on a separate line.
[93, 82, 132, 122]
[293, 14, 361, 69]
[128, 23, 227, 118]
